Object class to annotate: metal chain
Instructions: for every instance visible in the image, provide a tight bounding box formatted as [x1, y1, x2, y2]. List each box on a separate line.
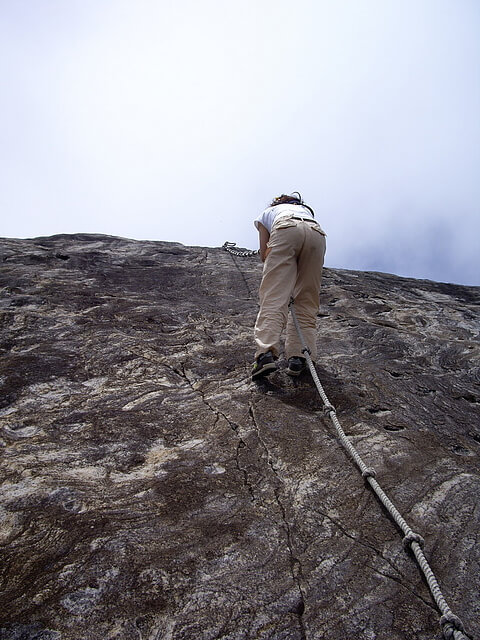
[288, 299, 470, 640]
[222, 241, 259, 257]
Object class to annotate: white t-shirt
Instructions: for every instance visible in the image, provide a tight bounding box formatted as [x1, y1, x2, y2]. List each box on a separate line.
[254, 204, 314, 233]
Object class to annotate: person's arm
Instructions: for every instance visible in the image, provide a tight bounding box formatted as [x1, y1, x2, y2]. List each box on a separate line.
[258, 223, 270, 262]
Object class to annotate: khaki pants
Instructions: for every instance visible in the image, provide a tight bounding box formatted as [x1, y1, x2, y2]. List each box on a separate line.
[254, 218, 326, 360]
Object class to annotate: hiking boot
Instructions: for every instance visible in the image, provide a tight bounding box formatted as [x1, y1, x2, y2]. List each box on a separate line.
[286, 356, 306, 376]
[252, 351, 277, 380]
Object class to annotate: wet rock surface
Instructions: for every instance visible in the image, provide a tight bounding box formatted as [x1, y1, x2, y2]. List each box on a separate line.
[0, 233, 479, 640]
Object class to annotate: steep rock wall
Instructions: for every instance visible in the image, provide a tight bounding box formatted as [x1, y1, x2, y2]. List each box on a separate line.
[0, 234, 479, 640]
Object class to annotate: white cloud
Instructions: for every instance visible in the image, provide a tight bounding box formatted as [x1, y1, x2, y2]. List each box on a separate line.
[1, 0, 479, 284]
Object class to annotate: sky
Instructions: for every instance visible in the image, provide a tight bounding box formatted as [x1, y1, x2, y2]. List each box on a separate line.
[1, 0, 479, 285]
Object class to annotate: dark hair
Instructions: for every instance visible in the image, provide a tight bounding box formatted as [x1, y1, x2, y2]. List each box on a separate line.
[270, 192, 315, 217]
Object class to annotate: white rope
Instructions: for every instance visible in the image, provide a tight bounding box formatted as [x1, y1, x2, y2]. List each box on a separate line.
[223, 241, 259, 257]
[288, 299, 470, 640]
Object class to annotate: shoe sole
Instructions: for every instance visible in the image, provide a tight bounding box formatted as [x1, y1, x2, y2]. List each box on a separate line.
[252, 362, 277, 380]
[286, 367, 305, 377]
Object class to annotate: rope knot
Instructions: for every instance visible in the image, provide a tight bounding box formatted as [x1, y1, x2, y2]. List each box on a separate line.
[361, 467, 376, 479]
[301, 346, 312, 355]
[323, 404, 336, 416]
[440, 612, 467, 639]
[402, 531, 425, 550]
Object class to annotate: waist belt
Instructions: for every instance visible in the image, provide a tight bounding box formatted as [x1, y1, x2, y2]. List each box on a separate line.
[273, 214, 326, 236]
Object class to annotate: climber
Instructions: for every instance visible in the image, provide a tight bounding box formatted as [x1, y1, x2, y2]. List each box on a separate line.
[252, 192, 327, 380]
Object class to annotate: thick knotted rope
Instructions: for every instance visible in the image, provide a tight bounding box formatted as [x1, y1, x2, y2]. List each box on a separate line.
[288, 299, 470, 640]
[222, 241, 259, 257]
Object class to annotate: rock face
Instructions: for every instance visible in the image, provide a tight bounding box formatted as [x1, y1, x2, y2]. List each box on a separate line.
[0, 233, 479, 640]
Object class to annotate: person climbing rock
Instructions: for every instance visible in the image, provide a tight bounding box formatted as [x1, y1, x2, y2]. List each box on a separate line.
[252, 192, 327, 380]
